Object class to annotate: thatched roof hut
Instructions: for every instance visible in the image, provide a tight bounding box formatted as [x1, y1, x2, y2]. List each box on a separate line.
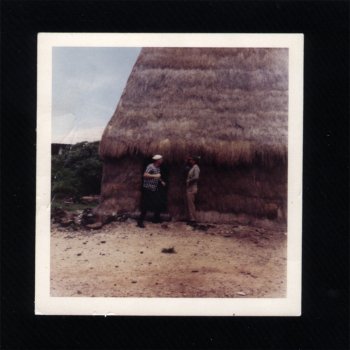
[97, 48, 288, 223]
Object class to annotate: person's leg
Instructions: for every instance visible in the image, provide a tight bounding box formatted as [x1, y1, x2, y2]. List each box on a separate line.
[152, 211, 162, 223]
[137, 190, 149, 228]
[152, 190, 162, 223]
[186, 189, 196, 222]
[137, 209, 146, 227]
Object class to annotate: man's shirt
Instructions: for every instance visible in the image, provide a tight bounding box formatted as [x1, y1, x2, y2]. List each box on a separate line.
[143, 163, 161, 191]
[186, 164, 200, 191]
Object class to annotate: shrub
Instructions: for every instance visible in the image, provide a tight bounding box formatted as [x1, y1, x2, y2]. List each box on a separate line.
[51, 141, 102, 199]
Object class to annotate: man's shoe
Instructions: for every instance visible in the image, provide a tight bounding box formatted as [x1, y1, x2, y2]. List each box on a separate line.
[137, 222, 145, 228]
[186, 220, 197, 226]
[152, 217, 163, 224]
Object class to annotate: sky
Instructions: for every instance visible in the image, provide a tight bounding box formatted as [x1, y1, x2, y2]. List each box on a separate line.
[52, 47, 141, 144]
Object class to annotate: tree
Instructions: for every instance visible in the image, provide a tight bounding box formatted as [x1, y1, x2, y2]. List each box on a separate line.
[51, 141, 102, 199]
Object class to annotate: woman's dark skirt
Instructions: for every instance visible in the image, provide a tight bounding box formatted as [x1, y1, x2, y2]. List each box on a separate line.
[141, 188, 163, 213]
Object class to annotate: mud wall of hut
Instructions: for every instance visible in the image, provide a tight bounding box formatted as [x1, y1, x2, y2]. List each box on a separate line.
[97, 157, 287, 224]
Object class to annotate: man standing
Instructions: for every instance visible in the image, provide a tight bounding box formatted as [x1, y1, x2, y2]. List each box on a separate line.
[137, 155, 166, 228]
[186, 156, 200, 224]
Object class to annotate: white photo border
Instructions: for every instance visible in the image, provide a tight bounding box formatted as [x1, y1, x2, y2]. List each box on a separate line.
[36, 33, 303, 316]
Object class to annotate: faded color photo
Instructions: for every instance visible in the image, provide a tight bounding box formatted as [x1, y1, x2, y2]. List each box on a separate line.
[50, 46, 289, 299]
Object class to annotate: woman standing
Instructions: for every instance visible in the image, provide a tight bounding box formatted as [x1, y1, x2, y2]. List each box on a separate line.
[137, 155, 166, 228]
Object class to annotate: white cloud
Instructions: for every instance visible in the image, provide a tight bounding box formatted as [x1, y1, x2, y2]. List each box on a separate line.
[52, 113, 78, 133]
[52, 126, 105, 144]
[51, 47, 140, 143]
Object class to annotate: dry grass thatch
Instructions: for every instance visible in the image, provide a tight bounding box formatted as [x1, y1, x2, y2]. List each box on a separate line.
[100, 48, 288, 166]
[96, 157, 287, 223]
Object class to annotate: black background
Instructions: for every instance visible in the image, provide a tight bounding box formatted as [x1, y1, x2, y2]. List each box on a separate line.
[1, 1, 349, 349]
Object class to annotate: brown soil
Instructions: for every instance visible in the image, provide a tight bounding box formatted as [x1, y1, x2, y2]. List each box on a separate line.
[51, 220, 287, 298]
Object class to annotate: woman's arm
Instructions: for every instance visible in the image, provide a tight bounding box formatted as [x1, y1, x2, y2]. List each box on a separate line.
[143, 172, 161, 179]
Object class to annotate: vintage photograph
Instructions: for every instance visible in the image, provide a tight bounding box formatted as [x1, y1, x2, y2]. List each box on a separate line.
[36, 34, 303, 315]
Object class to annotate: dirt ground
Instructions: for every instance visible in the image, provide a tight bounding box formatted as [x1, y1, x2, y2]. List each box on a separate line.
[51, 220, 287, 298]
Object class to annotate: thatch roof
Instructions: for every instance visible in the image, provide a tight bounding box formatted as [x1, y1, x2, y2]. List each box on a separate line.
[100, 48, 288, 166]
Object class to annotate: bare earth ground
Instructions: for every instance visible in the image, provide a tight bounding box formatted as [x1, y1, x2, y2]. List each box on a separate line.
[51, 220, 287, 298]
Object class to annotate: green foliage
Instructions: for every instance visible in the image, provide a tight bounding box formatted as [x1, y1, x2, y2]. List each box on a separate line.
[52, 141, 102, 199]
[51, 197, 96, 212]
